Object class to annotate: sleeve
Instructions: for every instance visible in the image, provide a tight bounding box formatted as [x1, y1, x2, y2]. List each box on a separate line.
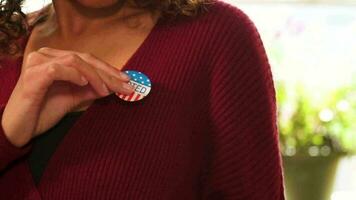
[0, 105, 32, 171]
[202, 7, 285, 200]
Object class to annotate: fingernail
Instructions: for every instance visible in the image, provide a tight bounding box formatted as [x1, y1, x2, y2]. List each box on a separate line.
[80, 76, 88, 85]
[123, 83, 135, 92]
[120, 72, 130, 81]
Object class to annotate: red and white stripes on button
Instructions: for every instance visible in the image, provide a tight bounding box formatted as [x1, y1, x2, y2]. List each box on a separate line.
[117, 92, 144, 102]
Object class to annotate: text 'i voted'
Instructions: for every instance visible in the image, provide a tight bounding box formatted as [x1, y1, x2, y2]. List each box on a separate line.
[116, 70, 151, 102]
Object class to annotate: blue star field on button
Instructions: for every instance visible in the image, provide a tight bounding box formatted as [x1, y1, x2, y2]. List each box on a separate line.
[126, 71, 151, 87]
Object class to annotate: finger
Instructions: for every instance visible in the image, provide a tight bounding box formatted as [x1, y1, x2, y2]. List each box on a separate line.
[96, 68, 135, 95]
[39, 63, 89, 88]
[21, 62, 89, 98]
[38, 47, 130, 82]
[24, 51, 52, 69]
[53, 53, 110, 97]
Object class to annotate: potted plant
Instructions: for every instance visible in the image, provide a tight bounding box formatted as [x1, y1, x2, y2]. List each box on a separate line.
[276, 82, 356, 200]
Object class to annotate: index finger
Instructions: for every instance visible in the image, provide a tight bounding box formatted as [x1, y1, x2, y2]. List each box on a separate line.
[37, 47, 131, 82]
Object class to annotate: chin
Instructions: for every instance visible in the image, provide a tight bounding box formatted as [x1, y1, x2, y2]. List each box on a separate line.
[75, 0, 123, 8]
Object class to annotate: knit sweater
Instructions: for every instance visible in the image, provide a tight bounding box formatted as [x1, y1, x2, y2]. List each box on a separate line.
[27, 111, 84, 185]
[0, 1, 285, 199]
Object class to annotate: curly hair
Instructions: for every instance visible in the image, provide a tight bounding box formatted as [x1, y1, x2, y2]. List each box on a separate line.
[0, 0, 213, 58]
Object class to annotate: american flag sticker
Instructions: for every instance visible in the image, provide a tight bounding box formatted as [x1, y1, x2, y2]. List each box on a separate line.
[116, 70, 152, 102]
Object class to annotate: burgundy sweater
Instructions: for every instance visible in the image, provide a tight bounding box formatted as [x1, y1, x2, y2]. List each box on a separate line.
[0, 1, 285, 199]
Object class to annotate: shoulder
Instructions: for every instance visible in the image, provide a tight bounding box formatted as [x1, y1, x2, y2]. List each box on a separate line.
[169, 0, 262, 53]
[25, 4, 51, 28]
[0, 5, 51, 73]
[169, 0, 257, 33]
[185, 1, 265, 63]
[193, 2, 270, 75]
[206, 0, 252, 21]
[198, 0, 258, 34]
[209, 1, 261, 43]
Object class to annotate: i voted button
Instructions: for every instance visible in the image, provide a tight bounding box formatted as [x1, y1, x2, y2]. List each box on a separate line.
[116, 70, 152, 102]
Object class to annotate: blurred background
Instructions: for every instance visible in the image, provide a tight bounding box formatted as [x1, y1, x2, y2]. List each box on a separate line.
[23, 0, 356, 199]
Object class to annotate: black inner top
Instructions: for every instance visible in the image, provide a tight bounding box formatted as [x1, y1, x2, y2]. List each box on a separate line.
[27, 111, 85, 185]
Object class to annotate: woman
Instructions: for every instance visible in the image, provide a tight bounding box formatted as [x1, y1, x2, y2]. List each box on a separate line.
[0, 0, 285, 199]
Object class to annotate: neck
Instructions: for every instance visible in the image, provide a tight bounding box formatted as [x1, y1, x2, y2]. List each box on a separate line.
[46, 0, 153, 38]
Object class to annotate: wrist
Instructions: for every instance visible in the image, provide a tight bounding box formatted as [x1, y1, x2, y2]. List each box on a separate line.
[1, 108, 31, 148]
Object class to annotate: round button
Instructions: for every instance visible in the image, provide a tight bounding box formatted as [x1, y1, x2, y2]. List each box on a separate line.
[116, 70, 152, 102]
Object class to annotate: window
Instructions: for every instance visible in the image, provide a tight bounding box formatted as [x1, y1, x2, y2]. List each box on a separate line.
[227, 1, 356, 200]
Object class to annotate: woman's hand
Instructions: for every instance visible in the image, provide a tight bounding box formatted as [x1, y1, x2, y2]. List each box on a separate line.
[1, 47, 135, 148]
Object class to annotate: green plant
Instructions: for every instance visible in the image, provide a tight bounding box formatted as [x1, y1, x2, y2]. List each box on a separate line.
[276, 81, 356, 157]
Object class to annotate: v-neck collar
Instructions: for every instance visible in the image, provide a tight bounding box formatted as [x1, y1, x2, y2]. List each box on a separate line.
[22, 10, 165, 74]
[18, 10, 165, 191]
